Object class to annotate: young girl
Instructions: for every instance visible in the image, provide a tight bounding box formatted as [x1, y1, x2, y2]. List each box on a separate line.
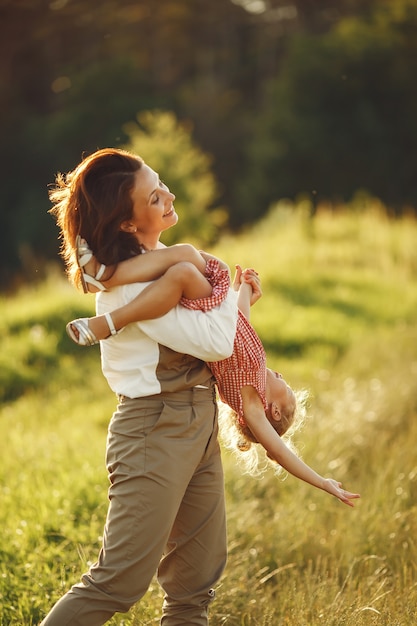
[67, 241, 360, 508]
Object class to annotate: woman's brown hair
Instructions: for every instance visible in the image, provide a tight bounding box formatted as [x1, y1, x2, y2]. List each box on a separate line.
[49, 148, 144, 289]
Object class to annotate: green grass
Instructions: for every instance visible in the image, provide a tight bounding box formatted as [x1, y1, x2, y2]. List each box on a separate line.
[1, 203, 417, 625]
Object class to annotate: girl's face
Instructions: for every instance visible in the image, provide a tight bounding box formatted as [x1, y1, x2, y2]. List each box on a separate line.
[265, 369, 296, 428]
[122, 164, 178, 242]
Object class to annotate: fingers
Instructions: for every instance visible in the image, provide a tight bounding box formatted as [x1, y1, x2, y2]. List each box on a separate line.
[339, 490, 361, 507]
[232, 265, 243, 291]
[235, 266, 258, 279]
[247, 277, 262, 295]
[233, 265, 262, 304]
[326, 479, 360, 507]
[242, 267, 258, 279]
[242, 268, 261, 288]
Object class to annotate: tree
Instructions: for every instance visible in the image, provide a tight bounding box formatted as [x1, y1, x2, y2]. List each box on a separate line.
[122, 110, 228, 246]
[237, 0, 417, 219]
[1, 0, 416, 286]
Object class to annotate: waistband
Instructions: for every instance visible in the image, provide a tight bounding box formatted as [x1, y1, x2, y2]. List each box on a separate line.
[117, 384, 214, 404]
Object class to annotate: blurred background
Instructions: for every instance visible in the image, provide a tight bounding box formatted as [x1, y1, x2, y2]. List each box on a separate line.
[1, 0, 417, 289]
[2, 4, 417, 623]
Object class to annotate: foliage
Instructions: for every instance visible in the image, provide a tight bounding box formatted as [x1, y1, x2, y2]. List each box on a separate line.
[122, 110, 228, 246]
[0, 272, 97, 404]
[2, 0, 417, 285]
[236, 0, 417, 221]
[1, 207, 417, 624]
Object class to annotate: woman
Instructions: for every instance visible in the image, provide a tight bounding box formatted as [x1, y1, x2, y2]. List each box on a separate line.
[40, 148, 239, 626]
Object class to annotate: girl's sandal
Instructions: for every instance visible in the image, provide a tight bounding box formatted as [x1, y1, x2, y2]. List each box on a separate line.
[66, 312, 118, 346]
[76, 235, 107, 294]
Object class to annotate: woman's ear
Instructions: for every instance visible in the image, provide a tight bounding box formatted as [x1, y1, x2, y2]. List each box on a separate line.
[120, 221, 137, 233]
[271, 402, 282, 422]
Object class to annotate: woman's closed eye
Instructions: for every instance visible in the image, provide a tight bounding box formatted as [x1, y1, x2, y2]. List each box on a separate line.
[152, 181, 168, 204]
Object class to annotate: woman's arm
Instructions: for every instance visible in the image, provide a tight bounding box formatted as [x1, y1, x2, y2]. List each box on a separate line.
[116, 283, 239, 362]
[240, 387, 360, 507]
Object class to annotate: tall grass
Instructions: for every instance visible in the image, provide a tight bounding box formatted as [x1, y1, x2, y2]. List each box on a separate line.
[1, 202, 417, 625]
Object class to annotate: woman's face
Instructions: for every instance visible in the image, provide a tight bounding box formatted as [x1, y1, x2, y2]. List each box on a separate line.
[124, 164, 178, 240]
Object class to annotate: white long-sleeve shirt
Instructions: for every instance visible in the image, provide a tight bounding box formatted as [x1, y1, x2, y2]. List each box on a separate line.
[96, 282, 239, 398]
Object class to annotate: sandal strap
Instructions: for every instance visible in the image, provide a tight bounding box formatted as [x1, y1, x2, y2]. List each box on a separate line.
[83, 274, 107, 292]
[76, 236, 93, 267]
[95, 264, 107, 281]
[104, 312, 118, 336]
[78, 323, 99, 346]
[76, 235, 107, 292]
[66, 318, 99, 346]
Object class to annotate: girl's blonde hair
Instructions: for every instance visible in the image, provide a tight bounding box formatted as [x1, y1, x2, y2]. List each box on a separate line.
[218, 388, 309, 477]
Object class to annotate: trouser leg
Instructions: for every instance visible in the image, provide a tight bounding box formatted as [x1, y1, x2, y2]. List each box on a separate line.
[158, 420, 227, 626]
[40, 388, 225, 626]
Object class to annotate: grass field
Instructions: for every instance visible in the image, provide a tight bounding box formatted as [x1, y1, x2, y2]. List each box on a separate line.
[1, 201, 417, 625]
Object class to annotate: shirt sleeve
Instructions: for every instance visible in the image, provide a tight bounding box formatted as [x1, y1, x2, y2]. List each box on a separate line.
[122, 282, 238, 361]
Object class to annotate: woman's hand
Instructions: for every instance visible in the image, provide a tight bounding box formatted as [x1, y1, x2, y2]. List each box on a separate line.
[242, 268, 262, 306]
[234, 265, 262, 317]
[322, 478, 361, 507]
[233, 265, 262, 305]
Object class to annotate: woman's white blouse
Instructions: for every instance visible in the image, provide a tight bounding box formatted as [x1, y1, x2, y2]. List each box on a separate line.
[96, 282, 238, 398]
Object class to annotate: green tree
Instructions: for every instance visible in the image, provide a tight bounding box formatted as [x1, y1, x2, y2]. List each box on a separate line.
[123, 110, 228, 246]
[0, 0, 248, 285]
[2, 0, 416, 286]
[238, 0, 417, 219]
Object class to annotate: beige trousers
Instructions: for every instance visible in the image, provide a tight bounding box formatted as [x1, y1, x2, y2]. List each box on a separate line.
[40, 386, 227, 625]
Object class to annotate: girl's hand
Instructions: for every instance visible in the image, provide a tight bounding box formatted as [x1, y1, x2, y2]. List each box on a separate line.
[323, 478, 361, 507]
[242, 268, 262, 306]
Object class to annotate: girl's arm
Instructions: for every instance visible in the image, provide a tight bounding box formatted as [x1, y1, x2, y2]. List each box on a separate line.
[236, 281, 252, 319]
[240, 386, 360, 507]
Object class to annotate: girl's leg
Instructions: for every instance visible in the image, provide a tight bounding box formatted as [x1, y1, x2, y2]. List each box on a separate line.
[74, 262, 212, 341]
[85, 244, 208, 289]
